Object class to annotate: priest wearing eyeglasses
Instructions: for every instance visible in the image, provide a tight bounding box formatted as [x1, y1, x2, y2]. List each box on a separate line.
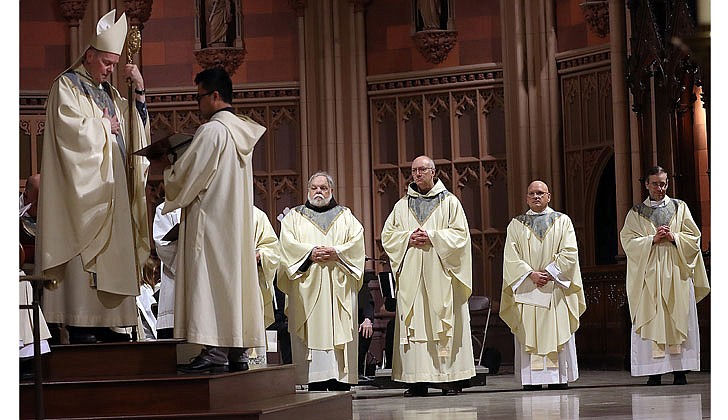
[620, 166, 710, 386]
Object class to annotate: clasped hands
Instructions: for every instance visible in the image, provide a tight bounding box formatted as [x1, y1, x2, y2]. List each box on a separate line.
[311, 246, 338, 263]
[529, 271, 553, 288]
[102, 64, 145, 136]
[653, 225, 674, 244]
[408, 228, 431, 249]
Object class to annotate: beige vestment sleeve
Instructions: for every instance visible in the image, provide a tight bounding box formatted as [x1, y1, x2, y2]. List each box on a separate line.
[254, 207, 281, 327]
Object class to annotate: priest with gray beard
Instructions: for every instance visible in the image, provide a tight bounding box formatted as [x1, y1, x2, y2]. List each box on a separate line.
[277, 172, 365, 391]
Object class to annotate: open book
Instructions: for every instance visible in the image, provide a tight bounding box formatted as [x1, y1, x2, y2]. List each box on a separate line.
[133, 132, 194, 162]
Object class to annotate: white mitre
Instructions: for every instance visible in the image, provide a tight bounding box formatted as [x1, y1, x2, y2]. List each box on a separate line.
[90, 9, 128, 55]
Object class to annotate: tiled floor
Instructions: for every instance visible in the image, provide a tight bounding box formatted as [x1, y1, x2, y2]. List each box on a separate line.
[351, 370, 710, 419]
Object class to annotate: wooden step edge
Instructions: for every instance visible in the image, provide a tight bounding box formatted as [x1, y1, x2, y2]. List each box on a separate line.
[31, 391, 354, 419]
[20, 363, 297, 386]
[49, 339, 187, 350]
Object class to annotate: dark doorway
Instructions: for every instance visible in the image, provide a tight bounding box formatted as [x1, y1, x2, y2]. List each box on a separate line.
[594, 155, 618, 264]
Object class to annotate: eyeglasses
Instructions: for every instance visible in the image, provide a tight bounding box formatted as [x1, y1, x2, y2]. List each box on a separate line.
[195, 91, 214, 102]
[527, 191, 549, 198]
[411, 167, 435, 174]
[648, 182, 668, 190]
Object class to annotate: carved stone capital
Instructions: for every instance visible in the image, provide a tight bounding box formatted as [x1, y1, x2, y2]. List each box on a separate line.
[580, 1, 610, 38]
[58, 0, 89, 23]
[123, 0, 154, 27]
[412, 30, 458, 65]
[194, 47, 247, 76]
[288, 0, 307, 17]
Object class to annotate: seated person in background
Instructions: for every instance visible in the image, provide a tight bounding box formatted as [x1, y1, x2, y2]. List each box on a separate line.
[136, 256, 160, 340]
[19, 175, 51, 380]
[152, 200, 180, 340]
[358, 277, 375, 378]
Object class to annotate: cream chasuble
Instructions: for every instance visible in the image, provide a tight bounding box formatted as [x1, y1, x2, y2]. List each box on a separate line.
[278, 204, 365, 384]
[500, 207, 586, 385]
[163, 111, 267, 348]
[620, 196, 710, 376]
[253, 206, 281, 329]
[381, 180, 476, 384]
[38, 66, 150, 326]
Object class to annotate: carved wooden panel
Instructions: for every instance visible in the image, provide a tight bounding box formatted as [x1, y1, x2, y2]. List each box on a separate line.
[559, 61, 615, 266]
[18, 116, 45, 186]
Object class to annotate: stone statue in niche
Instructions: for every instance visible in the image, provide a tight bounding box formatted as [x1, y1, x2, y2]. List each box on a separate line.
[207, 0, 233, 47]
[416, 0, 443, 31]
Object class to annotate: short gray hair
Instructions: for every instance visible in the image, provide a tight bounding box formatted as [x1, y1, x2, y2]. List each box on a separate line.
[308, 171, 335, 190]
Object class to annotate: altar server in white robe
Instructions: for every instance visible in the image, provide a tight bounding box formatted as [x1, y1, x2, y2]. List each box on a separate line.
[381, 155, 476, 397]
[500, 180, 586, 390]
[153, 203, 180, 339]
[162, 68, 267, 373]
[620, 166, 709, 386]
[278, 172, 365, 391]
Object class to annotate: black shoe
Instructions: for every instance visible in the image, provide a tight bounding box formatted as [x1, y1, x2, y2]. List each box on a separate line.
[403, 384, 429, 397]
[523, 384, 542, 391]
[67, 326, 98, 344]
[673, 371, 688, 385]
[308, 381, 329, 391]
[177, 356, 227, 373]
[94, 328, 130, 343]
[646, 374, 662, 386]
[328, 380, 352, 391]
[548, 383, 568, 390]
[20, 359, 34, 381]
[229, 361, 249, 372]
[439, 382, 461, 396]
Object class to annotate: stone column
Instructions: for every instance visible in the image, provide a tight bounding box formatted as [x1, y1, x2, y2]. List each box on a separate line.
[295, 0, 371, 249]
[500, 0, 561, 212]
[58, 0, 90, 62]
[609, 0, 633, 255]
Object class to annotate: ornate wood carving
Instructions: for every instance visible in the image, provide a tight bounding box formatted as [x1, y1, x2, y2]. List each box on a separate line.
[453, 92, 475, 118]
[427, 95, 449, 119]
[484, 233, 505, 261]
[193, 47, 247, 76]
[58, 0, 89, 22]
[482, 160, 506, 188]
[607, 283, 627, 306]
[373, 99, 396, 123]
[411, 30, 458, 65]
[400, 97, 422, 122]
[374, 169, 399, 195]
[454, 162, 479, 190]
[585, 284, 602, 305]
[626, 0, 699, 114]
[271, 175, 298, 200]
[580, 1, 610, 38]
[288, 0, 306, 17]
[123, 0, 154, 26]
[270, 106, 297, 130]
[368, 68, 502, 93]
[480, 88, 504, 116]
